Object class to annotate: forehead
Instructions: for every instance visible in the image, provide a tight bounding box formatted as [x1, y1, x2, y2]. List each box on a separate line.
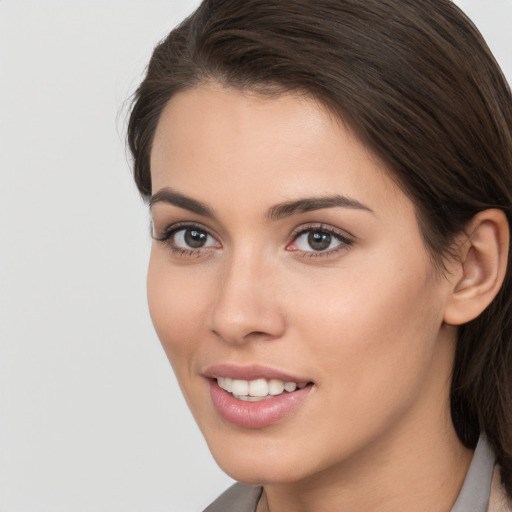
[151, 85, 340, 165]
[150, 84, 406, 216]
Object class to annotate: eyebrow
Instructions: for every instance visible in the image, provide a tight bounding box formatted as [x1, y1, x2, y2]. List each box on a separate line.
[150, 187, 373, 220]
[149, 188, 214, 217]
[267, 195, 374, 220]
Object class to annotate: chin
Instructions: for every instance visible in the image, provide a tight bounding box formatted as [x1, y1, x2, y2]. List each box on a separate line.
[215, 456, 306, 486]
[203, 431, 322, 486]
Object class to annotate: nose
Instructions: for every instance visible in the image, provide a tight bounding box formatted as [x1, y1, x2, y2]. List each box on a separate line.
[209, 250, 286, 345]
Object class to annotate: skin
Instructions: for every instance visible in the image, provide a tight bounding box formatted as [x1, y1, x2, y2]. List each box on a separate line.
[148, 85, 474, 512]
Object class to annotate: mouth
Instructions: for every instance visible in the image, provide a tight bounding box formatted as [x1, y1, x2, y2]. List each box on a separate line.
[205, 366, 314, 428]
[216, 377, 311, 402]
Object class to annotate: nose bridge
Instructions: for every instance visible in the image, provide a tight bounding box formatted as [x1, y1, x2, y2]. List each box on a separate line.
[210, 244, 285, 344]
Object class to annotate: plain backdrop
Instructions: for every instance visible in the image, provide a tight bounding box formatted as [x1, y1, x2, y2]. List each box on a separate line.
[0, 1, 511, 511]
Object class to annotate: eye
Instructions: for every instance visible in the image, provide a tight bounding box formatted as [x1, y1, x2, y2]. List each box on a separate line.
[173, 227, 217, 249]
[154, 223, 221, 255]
[287, 225, 353, 255]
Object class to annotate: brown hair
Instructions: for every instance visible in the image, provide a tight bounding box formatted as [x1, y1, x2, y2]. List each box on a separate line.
[127, 0, 512, 493]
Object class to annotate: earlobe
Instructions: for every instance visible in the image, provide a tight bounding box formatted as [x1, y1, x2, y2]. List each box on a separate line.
[443, 209, 510, 326]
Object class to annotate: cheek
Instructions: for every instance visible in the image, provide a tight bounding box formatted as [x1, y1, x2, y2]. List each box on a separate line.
[290, 255, 446, 395]
[279, 266, 450, 463]
[146, 252, 209, 368]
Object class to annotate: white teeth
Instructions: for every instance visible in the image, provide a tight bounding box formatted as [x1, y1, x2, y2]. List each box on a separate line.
[284, 382, 297, 392]
[217, 377, 308, 399]
[217, 377, 233, 392]
[231, 379, 249, 396]
[248, 378, 269, 397]
[268, 379, 285, 395]
[236, 395, 272, 402]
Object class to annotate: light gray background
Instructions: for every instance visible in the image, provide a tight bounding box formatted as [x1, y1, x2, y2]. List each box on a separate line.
[0, 1, 511, 511]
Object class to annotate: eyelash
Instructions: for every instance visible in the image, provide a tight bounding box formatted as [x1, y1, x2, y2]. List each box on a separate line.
[153, 222, 354, 258]
[288, 224, 354, 259]
[153, 222, 219, 257]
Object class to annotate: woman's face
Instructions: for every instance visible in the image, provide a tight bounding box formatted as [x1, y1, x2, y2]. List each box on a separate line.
[148, 85, 458, 484]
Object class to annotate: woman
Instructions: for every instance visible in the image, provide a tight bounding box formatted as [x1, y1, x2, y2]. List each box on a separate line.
[127, 0, 512, 510]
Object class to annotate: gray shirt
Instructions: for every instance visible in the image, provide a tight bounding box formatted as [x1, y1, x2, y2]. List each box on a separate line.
[203, 435, 504, 512]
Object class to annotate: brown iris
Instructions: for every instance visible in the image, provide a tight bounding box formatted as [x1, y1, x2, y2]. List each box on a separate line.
[308, 231, 332, 251]
[184, 229, 208, 248]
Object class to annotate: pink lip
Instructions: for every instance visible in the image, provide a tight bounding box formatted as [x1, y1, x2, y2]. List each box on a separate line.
[205, 364, 313, 429]
[204, 363, 310, 383]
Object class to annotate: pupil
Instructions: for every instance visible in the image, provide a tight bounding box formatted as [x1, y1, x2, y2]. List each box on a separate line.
[185, 229, 207, 248]
[308, 231, 331, 251]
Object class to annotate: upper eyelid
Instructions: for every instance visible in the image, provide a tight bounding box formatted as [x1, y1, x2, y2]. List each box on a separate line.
[290, 223, 355, 240]
[153, 221, 217, 239]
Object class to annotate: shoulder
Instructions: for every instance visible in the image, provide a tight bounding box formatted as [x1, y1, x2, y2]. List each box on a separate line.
[488, 467, 512, 512]
[203, 483, 263, 512]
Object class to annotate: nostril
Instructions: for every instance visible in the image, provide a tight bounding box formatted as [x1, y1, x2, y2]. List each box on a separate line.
[212, 329, 276, 342]
[242, 330, 279, 342]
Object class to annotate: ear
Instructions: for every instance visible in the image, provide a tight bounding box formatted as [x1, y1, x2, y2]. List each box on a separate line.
[443, 209, 509, 326]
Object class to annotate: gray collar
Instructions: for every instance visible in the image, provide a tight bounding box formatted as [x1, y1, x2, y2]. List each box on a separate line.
[451, 435, 496, 512]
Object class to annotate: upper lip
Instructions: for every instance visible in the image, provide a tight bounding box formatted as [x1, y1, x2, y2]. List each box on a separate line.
[203, 363, 312, 383]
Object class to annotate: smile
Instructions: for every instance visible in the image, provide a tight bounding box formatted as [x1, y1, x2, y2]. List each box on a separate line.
[207, 366, 314, 428]
[217, 377, 309, 401]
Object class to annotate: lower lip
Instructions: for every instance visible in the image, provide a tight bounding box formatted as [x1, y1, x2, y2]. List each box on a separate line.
[209, 380, 312, 428]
